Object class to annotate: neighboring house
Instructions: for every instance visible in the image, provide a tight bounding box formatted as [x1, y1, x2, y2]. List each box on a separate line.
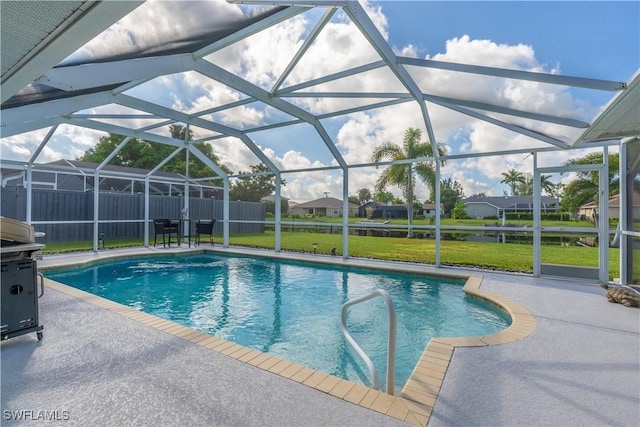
[579, 192, 640, 221]
[421, 203, 444, 218]
[463, 196, 560, 219]
[1, 160, 222, 198]
[359, 201, 408, 219]
[289, 196, 359, 218]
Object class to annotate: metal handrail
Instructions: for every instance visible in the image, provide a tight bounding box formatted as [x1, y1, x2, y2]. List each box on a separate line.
[341, 289, 396, 395]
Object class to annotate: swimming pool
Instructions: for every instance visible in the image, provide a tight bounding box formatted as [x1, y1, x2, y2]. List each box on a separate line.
[45, 253, 510, 392]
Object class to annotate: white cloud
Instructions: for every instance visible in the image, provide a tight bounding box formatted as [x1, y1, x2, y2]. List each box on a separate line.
[64, 0, 245, 64]
[1, 125, 105, 164]
[3, 1, 613, 207]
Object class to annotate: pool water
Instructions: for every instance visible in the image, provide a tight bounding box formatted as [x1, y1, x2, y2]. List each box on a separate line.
[45, 253, 510, 392]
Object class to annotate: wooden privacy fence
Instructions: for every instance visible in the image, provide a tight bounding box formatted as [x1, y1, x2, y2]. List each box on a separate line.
[0, 187, 265, 243]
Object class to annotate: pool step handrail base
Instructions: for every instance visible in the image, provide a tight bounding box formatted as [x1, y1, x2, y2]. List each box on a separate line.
[341, 288, 396, 395]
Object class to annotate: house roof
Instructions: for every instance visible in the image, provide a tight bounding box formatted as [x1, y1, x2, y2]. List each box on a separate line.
[293, 196, 358, 209]
[581, 192, 640, 209]
[463, 195, 559, 209]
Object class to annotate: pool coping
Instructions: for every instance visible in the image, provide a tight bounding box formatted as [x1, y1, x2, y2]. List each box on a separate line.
[39, 247, 536, 426]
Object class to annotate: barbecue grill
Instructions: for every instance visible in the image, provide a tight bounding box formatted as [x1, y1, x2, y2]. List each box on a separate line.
[1, 217, 45, 341]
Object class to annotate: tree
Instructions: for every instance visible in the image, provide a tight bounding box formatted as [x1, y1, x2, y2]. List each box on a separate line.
[169, 124, 193, 141]
[230, 163, 285, 202]
[547, 182, 564, 201]
[561, 152, 619, 216]
[540, 174, 555, 195]
[373, 190, 395, 203]
[515, 173, 533, 196]
[371, 127, 447, 237]
[501, 168, 525, 196]
[356, 188, 372, 205]
[78, 131, 232, 178]
[78, 133, 147, 167]
[439, 177, 465, 214]
[512, 173, 556, 196]
[469, 192, 487, 198]
[450, 200, 468, 220]
[166, 124, 233, 177]
[348, 195, 359, 205]
[565, 152, 620, 188]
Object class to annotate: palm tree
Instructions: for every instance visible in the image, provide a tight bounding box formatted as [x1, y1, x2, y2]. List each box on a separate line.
[356, 188, 372, 205]
[515, 173, 534, 195]
[561, 152, 620, 217]
[540, 174, 555, 195]
[501, 168, 525, 195]
[371, 127, 447, 237]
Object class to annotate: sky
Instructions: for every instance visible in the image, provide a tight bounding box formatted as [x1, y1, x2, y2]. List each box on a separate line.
[2, 0, 639, 203]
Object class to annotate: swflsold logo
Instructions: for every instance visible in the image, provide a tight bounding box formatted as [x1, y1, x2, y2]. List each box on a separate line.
[3, 410, 70, 421]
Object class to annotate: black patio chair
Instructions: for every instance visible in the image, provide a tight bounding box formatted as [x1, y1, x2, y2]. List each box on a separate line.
[153, 219, 169, 247]
[167, 219, 180, 245]
[195, 219, 215, 246]
[154, 219, 180, 247]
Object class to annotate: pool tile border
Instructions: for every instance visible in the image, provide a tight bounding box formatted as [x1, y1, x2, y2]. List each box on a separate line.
[41, 254, 535, 426]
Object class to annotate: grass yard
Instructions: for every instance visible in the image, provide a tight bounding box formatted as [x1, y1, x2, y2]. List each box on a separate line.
[40, 230, 628, 280]
[228, 231, 619, 277]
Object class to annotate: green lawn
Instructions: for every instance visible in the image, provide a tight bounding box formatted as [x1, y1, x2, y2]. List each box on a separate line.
[229, 231, 615, 274]
[40, 230, 626, 279]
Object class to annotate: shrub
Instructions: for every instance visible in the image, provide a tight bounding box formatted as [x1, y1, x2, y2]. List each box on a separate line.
[504, 212, 572, 221]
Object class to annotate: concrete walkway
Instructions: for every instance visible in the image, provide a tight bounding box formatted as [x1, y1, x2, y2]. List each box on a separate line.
[2, 248, 639, 426]
[430, 272, 640, 427]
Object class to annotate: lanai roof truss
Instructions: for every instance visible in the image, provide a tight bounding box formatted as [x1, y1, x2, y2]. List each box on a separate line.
[1, 0, 635, 178]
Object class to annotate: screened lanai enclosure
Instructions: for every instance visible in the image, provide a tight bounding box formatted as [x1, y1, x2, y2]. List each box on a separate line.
[1, 0, 639, 284]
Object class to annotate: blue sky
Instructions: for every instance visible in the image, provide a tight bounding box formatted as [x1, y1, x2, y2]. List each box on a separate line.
[383, 1, 639, 75]
[382, 1, 639, 102]
[2, 0, 639, 202]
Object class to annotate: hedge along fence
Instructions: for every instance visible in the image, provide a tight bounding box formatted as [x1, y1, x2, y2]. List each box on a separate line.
[504, 212, 573, 221]
[0, 187, 265, 243]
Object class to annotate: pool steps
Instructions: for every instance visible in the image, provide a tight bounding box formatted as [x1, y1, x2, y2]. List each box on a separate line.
[341, 288, 397, 395]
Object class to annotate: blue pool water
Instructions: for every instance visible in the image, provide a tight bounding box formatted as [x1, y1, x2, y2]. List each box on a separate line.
[45, 253, 510, 392]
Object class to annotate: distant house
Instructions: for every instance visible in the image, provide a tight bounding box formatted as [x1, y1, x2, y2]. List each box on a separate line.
[421, 203, 444, 218]
[463, 196, 560, 219]
[579, 193, 640, 221]
[289, 196, 359, 218]
[359, 201, 408, 219]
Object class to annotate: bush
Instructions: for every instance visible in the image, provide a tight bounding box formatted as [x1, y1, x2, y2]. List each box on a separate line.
[504, 212, 572, 221]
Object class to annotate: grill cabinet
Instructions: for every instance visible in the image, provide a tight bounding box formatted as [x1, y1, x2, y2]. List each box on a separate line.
[1, 251, 43, 341]
[1, 218, 45, 341]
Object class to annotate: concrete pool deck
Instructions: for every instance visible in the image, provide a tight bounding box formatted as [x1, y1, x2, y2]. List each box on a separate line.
[2, 246, 639, 426]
